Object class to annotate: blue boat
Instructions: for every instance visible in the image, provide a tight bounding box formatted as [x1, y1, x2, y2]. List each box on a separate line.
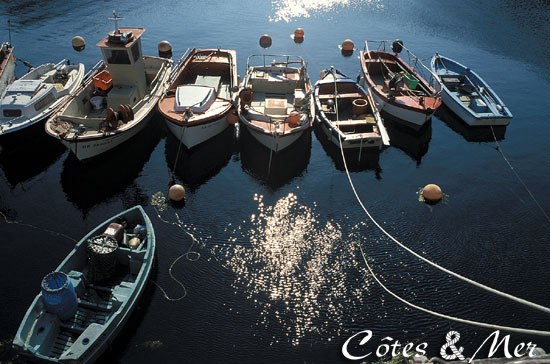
[431, 53, 512, 126]
[13, 206, 155, 363]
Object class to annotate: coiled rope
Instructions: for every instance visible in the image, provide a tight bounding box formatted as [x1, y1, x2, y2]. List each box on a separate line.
[333, 68, 550, 335]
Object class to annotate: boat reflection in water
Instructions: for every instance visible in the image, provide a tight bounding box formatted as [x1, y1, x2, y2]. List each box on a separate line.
[0, 130, 66, 188]
[60, 117, 163, 215]
[436, 104, 507, 142]
[164, 125, 236, 192]
[240, 126, 311, 190]
[314, 124, 381, 175]
[384, 117, 432, 165]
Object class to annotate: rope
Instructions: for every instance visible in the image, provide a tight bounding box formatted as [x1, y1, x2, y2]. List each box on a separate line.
[490, 126, 550, 227]
[170, 117, 187, 184]
[358, 244, 550, 336]
[331, 87, 550, 333]
[0, 210, 77, 243]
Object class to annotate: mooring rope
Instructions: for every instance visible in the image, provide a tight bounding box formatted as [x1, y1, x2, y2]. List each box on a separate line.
[333, 70, 550, 333]
[490, 125, 550, 227]
[0, 210, 77, 243]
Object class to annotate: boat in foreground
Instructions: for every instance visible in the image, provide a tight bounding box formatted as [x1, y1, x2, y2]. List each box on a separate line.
[431, 53, 512, 126]
[0, 59, 84, 140]
[13, 205, 155, 364]
[314, 67, 389, 149]
[238, 54, 314, 152]
[45, 16, 172, 160]
[359, 40, 441, 131]
[158, 48, 238, 149]
[0, 41, 16, 97]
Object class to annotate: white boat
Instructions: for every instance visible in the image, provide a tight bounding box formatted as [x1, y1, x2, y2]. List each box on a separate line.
[13, 206, 155, 364]
[0, 41, 16, 97]
[431, 53, 512, 126]
[238, 54, 314, 152]
[158, 48, 238, 149]
[314, 68, 389, 149]
[0, 59, 85, 138]
[45, 14, 173, 160]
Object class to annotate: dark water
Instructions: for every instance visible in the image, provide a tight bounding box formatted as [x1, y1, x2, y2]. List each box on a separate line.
[1, 1, 550, 363]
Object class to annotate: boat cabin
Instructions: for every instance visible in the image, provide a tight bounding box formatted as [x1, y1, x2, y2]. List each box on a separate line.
[96, 27, 147, 104]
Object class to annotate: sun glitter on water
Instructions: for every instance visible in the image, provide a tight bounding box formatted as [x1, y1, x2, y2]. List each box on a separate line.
[213, 193, 370, 345]
[270, 0, 384, 22]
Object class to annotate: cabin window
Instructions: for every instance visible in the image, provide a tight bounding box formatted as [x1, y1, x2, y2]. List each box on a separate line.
[3, 109, 21, 117]
[131, 43, 140, 62]
[104, 49, 131, 65]
[34, 93, 55, 111]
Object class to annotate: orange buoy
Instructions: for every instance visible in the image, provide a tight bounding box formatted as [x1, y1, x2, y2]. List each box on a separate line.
[259, 34, 272, 48]
[239, 88, 254, 105]
[287, 111, 301, 127]
[422, 184, 442, 203]
[227, 110, 239, 125]
[72, 36, 85, 52]
[294, 28, 304, 38]
[104, 107, 118, 129]
[341, 39, 354, 51]
[169, 184, 186, 201]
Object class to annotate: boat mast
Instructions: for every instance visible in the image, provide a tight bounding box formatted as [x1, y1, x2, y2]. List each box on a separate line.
[108, 10, 124, 34]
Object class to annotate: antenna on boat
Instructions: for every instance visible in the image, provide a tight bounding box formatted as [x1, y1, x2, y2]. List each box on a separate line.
[8, 19, 11, 44]
[108, 10, 124, 34]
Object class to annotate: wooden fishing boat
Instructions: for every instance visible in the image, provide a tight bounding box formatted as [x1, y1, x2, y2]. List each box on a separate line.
[0, 41, 16, 98]
[238, 54, 314, 152]
[359, 40, 441, 131]
[158, 48, 238, 149]
[431, 53, 512, 126]
[0, 59, 85, 139]
[314, 68, 389, 149]
[45, 13, 173, 160]
[13, 205, 155, 364]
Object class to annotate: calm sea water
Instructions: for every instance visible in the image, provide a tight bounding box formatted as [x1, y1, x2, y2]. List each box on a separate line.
[1, 1, 550, 363]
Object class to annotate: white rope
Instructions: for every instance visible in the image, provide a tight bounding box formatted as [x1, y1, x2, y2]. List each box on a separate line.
[331, 75, 550, 333]
[490, 126, 550, 227]
[358, 243, 550, 336]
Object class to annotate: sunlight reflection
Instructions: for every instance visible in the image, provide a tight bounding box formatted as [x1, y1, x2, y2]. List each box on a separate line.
[270, 0, 384, 22]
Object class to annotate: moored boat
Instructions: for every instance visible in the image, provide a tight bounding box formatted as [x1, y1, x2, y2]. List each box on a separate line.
[13, 205, 155, 364]
[238, 54, 314, 152]
[431, 53, 512, 126]
[359, 40, 441, 131]
[314, 67, 389, 149]
[0, 41, 16, 97]
[0, 59, 85, 140]
[158, 48, 238, 149]
[45, 13, 173, 160]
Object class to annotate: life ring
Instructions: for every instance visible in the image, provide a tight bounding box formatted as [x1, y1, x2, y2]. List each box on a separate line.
[239, 88, 254, 105]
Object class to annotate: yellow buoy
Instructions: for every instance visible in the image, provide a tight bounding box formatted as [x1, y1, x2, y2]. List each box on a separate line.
[422, 184, 442, 203]
[72, 36, 85, 52]
[341, 39, 354, 51]
[129, 237, 141, 250]
[259, 34, 272, 48]
[169, 184, 186, 201]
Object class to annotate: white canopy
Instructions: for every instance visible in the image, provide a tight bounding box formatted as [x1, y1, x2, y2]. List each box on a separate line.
[175, 85, 216, 113]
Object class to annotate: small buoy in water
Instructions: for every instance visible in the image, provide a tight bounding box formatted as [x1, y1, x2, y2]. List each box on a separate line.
[259, 34, 272, 48]
[421, 184, 442, 203]
[292, 28, 304, 43]
[72, 36, 85, 52]
[158, 40, 173, 58]
[227, 110, 239, 125]
[129, 237, 141, 250]
[341, 39, 354, 51]
[169, 184, 186, 201]
[392, 39, 404, 54]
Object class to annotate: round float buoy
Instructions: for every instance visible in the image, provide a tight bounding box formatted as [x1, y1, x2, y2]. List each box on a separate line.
[169, 184, 186, 201]
[128, 237, 141, 250]
[341, 39, 354, 51]
[239, 88, 254, 105]
[227, 110, 239, 125]
[158, 40, 173, 58]
[259, 34, 272, 48]
[422, 184, 442, 203]
[72, 36, 85, 52]
[294, 28, 304, 38]
[287, 111, 301, 127]
[392, 39, 404, 54]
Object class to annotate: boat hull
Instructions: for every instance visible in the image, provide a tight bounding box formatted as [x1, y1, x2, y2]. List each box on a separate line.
[165, 114, 230, 149]
[317, 115, 382, 149]
[240, 117, 305, 152]
[440, 88, 510, 126]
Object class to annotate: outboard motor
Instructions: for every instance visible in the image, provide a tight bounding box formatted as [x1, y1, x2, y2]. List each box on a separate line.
[392, 39, 403, 54]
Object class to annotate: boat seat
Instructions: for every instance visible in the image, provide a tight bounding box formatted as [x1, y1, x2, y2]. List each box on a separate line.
[77, 298, 113, 312]
[195, 75, 221, 91]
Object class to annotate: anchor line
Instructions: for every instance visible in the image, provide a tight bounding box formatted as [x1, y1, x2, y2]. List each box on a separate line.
[0, 210, 77, 243]
[490, 125, 550, 228]
[333, 67, 550, 333]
